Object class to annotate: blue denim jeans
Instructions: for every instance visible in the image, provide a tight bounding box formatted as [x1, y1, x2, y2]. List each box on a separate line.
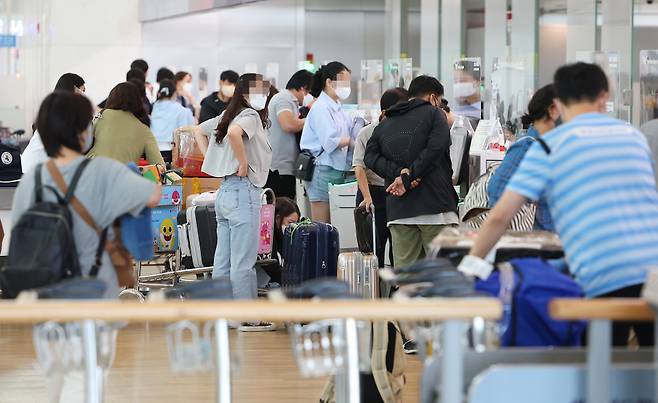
[213, 176, 261, 299]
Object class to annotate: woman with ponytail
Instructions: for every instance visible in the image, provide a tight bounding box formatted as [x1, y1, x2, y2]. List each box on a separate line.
[300, 61, 355, 223]
[487, 84, 560, 231]
[184, 74, 274, 331]
[150, 79, 195, 162]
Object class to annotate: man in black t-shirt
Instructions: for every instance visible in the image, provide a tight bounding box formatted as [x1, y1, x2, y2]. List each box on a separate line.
[199, 70, 239, 123]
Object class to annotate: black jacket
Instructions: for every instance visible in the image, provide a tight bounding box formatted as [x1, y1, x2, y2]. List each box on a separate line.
[364, 99, 457, 221]
[200, 92, 229, 123]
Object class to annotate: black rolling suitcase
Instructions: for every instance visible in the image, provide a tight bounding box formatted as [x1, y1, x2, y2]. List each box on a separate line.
[177, 206, 217, 269]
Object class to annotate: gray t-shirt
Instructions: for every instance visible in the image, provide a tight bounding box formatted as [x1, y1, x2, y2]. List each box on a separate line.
[352, 122, 385, 187]
[200, 108, 272, 187]
[268, 91, 300, 176]
[12, 156, 156, 298]
[641, 119, 658, 188]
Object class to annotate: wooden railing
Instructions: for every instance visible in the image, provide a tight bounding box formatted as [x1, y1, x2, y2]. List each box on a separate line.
[550, 298, 657, 403]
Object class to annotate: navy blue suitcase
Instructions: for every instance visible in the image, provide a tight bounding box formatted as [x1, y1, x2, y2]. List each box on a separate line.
[281, 220, 340, 289]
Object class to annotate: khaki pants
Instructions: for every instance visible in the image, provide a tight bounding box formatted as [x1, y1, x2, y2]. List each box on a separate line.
[389, 224, 455, 269]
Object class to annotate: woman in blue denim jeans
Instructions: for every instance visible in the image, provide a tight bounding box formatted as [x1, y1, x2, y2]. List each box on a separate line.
[190, 73, 274, 331]
[300, 61, 356, 223]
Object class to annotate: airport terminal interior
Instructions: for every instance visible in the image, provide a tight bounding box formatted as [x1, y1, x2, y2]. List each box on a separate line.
[3, 0, 658, 402]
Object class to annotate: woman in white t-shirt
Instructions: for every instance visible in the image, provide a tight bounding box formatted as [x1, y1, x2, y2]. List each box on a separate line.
[187, 73, 273, 330]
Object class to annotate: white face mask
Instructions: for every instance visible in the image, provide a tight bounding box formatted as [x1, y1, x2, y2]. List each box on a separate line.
[453, 82, 477, 99]
[183, 82, 193, 93]
[221, 85, 235, 98]
[82, 124, 94, 153]
[335, 86, 351, 100]
[249, 94, 268, 111]
[303, 93, 314, 106]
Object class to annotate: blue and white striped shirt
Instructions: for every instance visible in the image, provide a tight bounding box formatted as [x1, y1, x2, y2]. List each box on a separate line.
[507, 112, 658, 297]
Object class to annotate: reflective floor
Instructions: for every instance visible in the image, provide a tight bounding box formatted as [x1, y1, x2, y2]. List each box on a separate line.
[0, 323, 422, 402]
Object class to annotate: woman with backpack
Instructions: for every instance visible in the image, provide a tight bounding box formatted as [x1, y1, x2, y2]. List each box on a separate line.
[8, 92, 162, 298]
[186, 73, 273, 331]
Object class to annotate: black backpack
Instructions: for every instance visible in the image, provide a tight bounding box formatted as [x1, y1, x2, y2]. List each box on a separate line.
[0, 159, 101, 298]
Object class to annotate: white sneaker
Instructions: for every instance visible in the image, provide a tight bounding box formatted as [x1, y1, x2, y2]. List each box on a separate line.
[238, 322, 276, 332]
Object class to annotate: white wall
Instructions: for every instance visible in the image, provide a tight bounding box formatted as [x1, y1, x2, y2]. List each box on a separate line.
[47, 0, 142, 106]
[0, 0, 142, 132]
[142, 0, 304, 98]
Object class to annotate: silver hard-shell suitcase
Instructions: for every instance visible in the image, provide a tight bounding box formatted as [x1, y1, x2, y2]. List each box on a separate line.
[337, 205, 379, 299]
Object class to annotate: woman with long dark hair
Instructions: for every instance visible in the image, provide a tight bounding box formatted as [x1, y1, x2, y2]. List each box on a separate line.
[187, 73, 273, 330]
[89, 81, 164, 165]
[299, 61, 355, 223]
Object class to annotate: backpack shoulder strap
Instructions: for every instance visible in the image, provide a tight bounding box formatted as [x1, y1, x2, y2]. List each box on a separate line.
[46, 159, 101, 234]
[532, 136, 551, 154]
[34, 163, 44, 203]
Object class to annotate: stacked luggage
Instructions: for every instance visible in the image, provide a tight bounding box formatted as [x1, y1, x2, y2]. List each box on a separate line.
[177, 189, 276, 272]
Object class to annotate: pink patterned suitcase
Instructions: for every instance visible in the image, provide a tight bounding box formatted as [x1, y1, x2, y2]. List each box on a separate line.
[258, 189, 276, 257]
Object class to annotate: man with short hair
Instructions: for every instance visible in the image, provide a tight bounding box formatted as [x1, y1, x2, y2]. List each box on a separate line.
[460, 62, 658, 346]
[364, 75, 458, 268]
[130, 59, 149, 76]
[199, 70, 240, 123]
[265, 69, 314, 199]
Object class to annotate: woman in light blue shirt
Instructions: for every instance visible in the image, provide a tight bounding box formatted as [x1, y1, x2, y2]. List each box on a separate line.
[300, 61, 354, 223]
[150, 79, 195, 162]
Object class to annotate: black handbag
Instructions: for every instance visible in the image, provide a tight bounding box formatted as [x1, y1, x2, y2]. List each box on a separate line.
[294, 149, 323, 181]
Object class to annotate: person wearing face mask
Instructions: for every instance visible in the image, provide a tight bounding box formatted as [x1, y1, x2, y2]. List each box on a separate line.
[487, 84, 559, 231]
[460, 63, 658, 347]
[22, 73, 87, 174]
[186, 73, 274, 331]
[174, 71, 200, 120]
[200, 70, 239, 123]
[12, 91, 162, 298]
[452, 60, 482, 120]
[300, 61, 355, 223]
[364, 75, 458, 269]
[88, 82, 165, 166]
[150, 79, 195, 162]
[265, 69, 314, 200]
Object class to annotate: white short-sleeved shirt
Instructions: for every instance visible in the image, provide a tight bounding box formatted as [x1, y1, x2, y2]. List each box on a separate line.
[200, 108, 272, 187]
[21, 131, 48, 173]
[268, 91, 300, 176]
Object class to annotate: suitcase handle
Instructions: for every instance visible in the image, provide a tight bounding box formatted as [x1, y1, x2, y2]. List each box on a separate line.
[370, 204, 377, 258]
[261, 188, 276, 205]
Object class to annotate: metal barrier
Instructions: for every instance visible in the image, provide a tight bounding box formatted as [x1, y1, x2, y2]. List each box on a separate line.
[550, 298, 657, 403]
[0, 298, 501, 403]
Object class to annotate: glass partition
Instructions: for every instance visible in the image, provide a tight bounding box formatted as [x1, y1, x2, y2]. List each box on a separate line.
[490, 56, 533, 135]
[576, 51, 621, 119]
[639, 50, 658, 125]
[385, 58, 413, 90]
[358, 59, 383, 107]
[453, 58, 482, 120]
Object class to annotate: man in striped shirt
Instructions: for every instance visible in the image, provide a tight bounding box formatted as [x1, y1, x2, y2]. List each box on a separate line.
[460, 62, 658, 346]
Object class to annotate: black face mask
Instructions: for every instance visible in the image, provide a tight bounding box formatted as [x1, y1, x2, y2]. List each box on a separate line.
[554, 116, 563, 127]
